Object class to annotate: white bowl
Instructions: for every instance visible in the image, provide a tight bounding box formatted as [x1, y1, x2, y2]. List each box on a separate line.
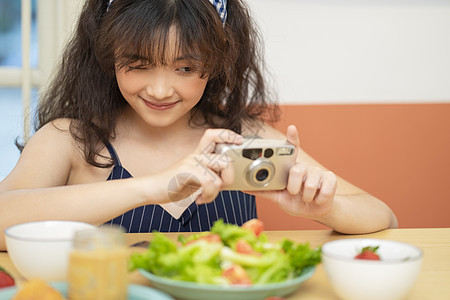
[322, 238, 423, 300]
[5, 220, 96, 282]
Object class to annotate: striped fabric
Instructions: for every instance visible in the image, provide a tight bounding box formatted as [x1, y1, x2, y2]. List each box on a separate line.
[103, 142, 257, 232]
[208, 0, 227, 25]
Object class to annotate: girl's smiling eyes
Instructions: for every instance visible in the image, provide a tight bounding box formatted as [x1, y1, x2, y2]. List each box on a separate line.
[176, 66, 194, 74]
[124, 60, 200, 75]
[126, 64, 149, 71]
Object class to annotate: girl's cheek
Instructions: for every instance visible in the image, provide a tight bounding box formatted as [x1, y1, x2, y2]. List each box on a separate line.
[117, 73, 144, 92]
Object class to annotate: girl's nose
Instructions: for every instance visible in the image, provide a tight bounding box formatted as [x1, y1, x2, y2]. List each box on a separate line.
[145, 70, 175, 100]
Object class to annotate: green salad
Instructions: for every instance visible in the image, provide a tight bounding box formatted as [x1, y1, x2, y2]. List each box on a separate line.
[129, 219, 321, 285]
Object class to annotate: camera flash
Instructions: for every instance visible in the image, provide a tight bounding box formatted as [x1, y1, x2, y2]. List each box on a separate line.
[277, 147, 294, 156]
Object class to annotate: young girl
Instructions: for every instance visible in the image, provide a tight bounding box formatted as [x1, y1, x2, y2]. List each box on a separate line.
[0, 0, 397, 250]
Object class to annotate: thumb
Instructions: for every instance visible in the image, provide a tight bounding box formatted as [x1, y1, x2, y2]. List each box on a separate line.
[286, 125, 300, 148]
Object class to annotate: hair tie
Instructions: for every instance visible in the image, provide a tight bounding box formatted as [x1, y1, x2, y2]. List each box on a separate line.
[208, 0, 227, 26]
[106, 0, 114, 12]
[106, 0, 227, 26]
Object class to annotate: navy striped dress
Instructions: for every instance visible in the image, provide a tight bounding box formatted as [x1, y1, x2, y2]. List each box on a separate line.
[103, 142, 257, 232]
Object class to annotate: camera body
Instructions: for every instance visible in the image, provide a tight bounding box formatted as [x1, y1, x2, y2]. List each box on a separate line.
[215, 139, 296, 191]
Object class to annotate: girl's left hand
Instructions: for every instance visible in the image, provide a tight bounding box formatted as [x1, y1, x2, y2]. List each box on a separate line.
[251, 126, 338, 220]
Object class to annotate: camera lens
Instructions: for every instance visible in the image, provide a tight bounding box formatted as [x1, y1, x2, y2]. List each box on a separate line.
[255, 168, 269, 182]
[264, 148, 274, 158]
[246, 159, 274, 187]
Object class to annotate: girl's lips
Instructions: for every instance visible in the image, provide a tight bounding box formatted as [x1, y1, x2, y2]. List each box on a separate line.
[141, 98, 181, 111]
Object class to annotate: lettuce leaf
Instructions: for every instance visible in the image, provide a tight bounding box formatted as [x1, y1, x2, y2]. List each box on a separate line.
[129, 219, 321, 285]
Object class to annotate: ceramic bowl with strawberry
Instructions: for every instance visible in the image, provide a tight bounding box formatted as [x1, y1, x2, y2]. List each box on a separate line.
[5, 220, 95, 282]
[321, 238, 423, 300]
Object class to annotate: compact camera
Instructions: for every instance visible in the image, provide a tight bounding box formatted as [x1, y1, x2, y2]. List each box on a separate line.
[215, 139, 296, 191]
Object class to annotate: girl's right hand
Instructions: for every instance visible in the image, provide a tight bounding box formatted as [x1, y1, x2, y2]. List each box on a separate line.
[153, 129, 243, 205]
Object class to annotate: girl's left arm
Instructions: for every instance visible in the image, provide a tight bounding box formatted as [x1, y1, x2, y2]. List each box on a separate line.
[247, 123, 398, 234]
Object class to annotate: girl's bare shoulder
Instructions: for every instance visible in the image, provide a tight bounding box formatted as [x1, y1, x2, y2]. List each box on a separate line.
[241, 120, 285, 139]
[40, 118, 73, 132]
[1, 118, 82, 189]
[28, 118, 79, 152]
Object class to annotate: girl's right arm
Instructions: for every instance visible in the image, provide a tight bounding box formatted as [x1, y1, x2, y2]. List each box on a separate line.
[0, 120, 242, 250]
[0, 120, 146, 250]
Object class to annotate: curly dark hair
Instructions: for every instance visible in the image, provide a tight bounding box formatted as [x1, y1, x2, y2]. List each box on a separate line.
[37, 0, 280, 168]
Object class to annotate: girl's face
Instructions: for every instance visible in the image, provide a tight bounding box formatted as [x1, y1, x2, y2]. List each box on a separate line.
[115, 29, 208, 129]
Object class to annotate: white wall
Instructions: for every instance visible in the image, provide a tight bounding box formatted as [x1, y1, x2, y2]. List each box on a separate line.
[30, 0, 450, 105]
[57, 0, 450, 104]
[247, 0, 450, 104]
[38, 1, 84, 90]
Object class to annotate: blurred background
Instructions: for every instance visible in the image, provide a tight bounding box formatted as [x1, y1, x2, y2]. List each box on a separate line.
[0, 0, 80, 179]
[1, 0, 449, 229]
[0, 0, 36, 180]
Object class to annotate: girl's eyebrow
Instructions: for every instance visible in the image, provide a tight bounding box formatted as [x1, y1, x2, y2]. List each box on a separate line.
[125, 54, 148, 61]
[174, 56, 201, 62]
[119, 54, 202, 65]
[118, 54, 148, 64]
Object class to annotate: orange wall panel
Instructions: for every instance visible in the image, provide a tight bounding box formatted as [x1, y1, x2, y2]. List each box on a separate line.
[257, 103, 450, 230]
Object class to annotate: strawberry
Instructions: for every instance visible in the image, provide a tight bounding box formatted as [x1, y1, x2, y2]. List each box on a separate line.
[222, 264, 252, 285]
[0, 267, 15, 289]
[355, 246, 381, 260]
[185, 233, 222, 246]
[235, 239, 261, 256]
[242, 219, 264, 236]
[235, 239, 254, 254]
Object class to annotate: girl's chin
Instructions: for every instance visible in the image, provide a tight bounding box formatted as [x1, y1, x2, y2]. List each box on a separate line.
[142, 113, 191, 129]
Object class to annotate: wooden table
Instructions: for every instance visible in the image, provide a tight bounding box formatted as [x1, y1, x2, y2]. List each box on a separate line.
[1, 228, 449, 299]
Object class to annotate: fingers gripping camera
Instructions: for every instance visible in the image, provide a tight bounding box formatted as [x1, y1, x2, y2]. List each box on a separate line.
[215, 139, 296, 191]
